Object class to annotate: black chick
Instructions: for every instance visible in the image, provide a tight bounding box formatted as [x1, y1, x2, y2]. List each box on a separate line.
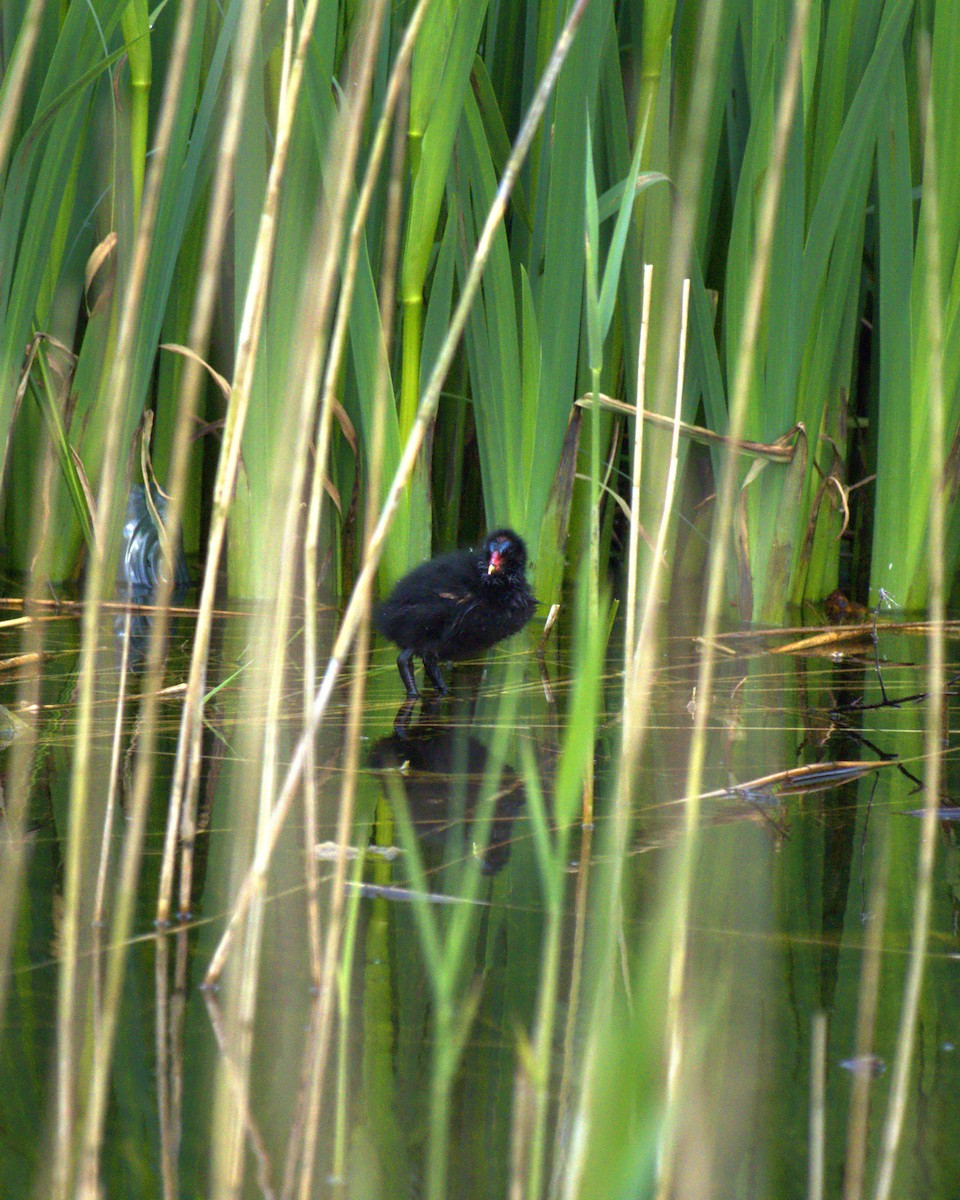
[374, 529, 537, 697]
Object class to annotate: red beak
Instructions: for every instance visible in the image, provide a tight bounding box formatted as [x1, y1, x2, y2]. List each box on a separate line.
[487, 550, 503, 575]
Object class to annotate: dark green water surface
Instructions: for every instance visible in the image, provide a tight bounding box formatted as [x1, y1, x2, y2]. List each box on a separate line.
[2, 603, 960, 1198]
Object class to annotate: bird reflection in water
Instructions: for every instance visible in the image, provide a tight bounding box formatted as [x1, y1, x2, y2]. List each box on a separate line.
[369, 698, 526, 876]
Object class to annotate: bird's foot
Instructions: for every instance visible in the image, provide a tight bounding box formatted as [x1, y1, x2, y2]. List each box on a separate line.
[423, 652, 448, 695]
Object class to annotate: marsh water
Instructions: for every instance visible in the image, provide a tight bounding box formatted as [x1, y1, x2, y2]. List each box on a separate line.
[2, 599, 960, 1198]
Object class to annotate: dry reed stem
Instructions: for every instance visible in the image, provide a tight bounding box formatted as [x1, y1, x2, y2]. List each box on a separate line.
[656, 1, 811, 1195]
[0, 0, 46, 236]
[0, 417, 63, 1029]
[698, 619, 960, 648]
[548, 820, 594, 1198]
[618, 276, 691, 749]
[298, 617, 374, 1200]
[155, 0, 265, 923]
[214, 0, 393, 1185]
[562, 276, 689, 1193]
[278, 995, 326, 1197]
[58, 0, 201, 1189]
[520, 896, 565, 1200]
[203, 0, 425, 987]
[294, 40, 409, 1200]
[622, 262, 653, 672]
[610, 274, 689, 937]
[202, 992, 277, 1200]
[300, 612, 323, 987]
[328, 855, 367, 1185]
[92, 610, 132, 924]
[251, 0, 391, 884]
[577, 391, 798, 461]
[872, 38, 946, 1200]
[644, 279, 689, 602]
[510, 712, 574, 1200]
[278, 0, 297, 103]
[297, 0, 426, 983]
[179, 0, 429, 946]
[561, 0, 728, 1183]
[842, 834, 890, 1200]
[154, 933, 177, 1200]
[164, 0, 334, 926]
[808, 1011, 828, 1200]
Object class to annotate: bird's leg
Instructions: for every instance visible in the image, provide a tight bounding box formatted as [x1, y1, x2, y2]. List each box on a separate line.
[422, 651, 448, 695]
[397, 649, 420, 699]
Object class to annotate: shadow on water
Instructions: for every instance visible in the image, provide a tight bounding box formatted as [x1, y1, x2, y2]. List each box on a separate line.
[3, 605, 960, 1196]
